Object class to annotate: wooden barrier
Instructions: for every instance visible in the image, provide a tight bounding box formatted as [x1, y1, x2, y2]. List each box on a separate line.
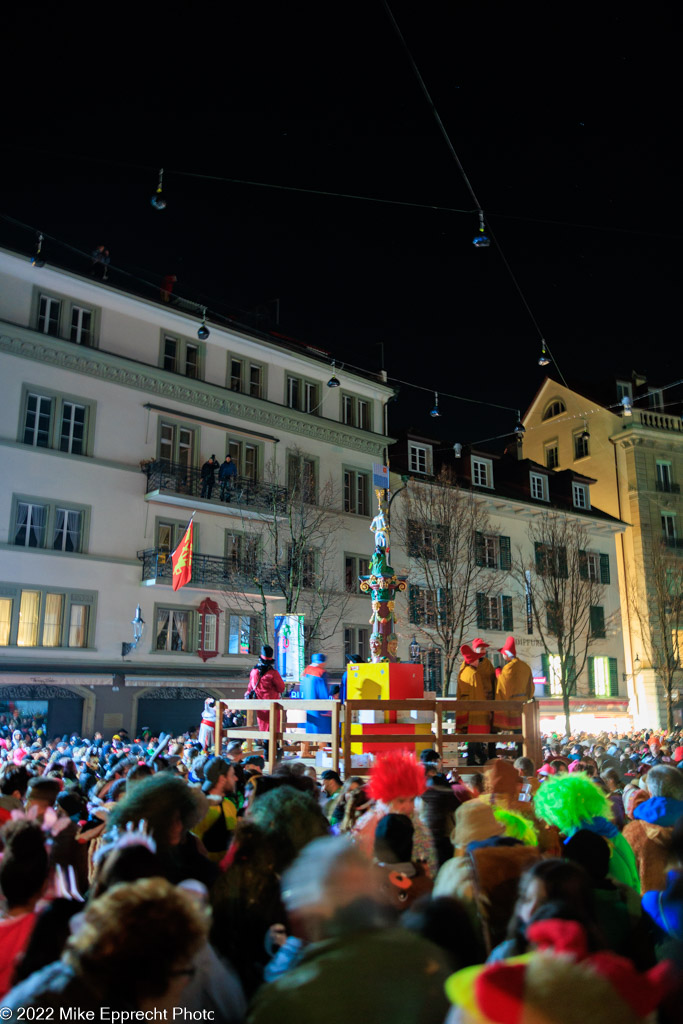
[216, 698, 340, 775]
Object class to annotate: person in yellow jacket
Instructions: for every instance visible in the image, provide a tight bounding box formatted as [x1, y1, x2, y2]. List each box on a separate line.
[493, 635, 534, 756]
[471, 637, 497, 759]
[456, 644, 490, 766]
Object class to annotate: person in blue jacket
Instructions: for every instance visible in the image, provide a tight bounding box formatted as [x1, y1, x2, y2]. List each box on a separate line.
[300, 654, 332, 734]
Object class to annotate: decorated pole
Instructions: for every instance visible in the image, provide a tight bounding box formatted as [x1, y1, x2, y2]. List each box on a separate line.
[359, 488, 408, 662]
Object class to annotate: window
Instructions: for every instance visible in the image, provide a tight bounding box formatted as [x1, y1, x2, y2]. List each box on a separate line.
[419, 648, 443, 695]
[69, 306, 93, 346]
[476, 593, 513, 631]
[159, 421, 195, 471]
[588, 656, 619, 697]
[656, 462, 675, 493]
[21, 388, 94, 456]
[408, 521, 447, 560]
[225, 532, 259, 575]
[590, 605, 606, 638]
[228, 356, 264, 398]
[542, 400, 566, 421]
[408, 443, 433, 475]
[648, 389, 663, 411]
[345, 554, 370, 593]
[160, 334, 202, 379]
[34, 291, 98, 347]
[0, 584, 95, 648]
[287, 375, 320, 415]
[37, 295, 61, 336]
[287, 453, 317, 502]
[545, 601, 563, 634]
[545, 442, 559, 470]
[288, 545, 316, 589]
[155, 519, 198, 562]
[344, 626, 370, 663]
[227, 614, 259, 655]
[530, 472, 549, 501]
[535, 542, 568, 578]
[409, 585, 444, 627]
[475, 533, 511, 570]
[572, 483, 590, 509]
[12, 497, 87, 554]
[616, 381, 632, 403]
[471, 457, 493, 488]
[341, 394, 372, 431]
[662, 512, 678, 546]
[579, 550, 610, 584]
[227, 439, 260, 482]
[155, 607, 192, 652]
[546, 655, 563, 696]
[573, 431, 590, 460]
[343, 469, 370, 515]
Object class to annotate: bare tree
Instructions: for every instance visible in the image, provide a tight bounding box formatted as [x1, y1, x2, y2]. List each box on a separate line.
[514, 514, 607, 736]
[220, 451, 351, 656]
[394, 468, 506, 694]
[629, 539, 683, 730]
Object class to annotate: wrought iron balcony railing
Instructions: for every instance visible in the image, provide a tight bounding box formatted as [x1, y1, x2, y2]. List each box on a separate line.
[137, 548, 285, 591]
[142, 459, 289, 514]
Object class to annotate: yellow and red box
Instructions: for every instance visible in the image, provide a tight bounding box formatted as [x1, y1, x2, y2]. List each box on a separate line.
[350, 721, 433, 755]
[345, 662, 424, 702]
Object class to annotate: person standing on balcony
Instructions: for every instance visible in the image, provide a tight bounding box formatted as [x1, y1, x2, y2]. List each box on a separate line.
[246, 646, 286, 761]
[218, 454, 238, 502]
[200, 455, 218, 499]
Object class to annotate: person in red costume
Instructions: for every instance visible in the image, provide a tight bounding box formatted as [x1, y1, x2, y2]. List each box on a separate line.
[246, 646, 285, 760]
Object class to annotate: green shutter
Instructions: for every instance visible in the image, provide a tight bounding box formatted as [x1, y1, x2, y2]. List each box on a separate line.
[541, 653, 550, 696]
[590, 605, 605, 638]
[566, 654, 576, 694]
[587, 656, 595, 696]
[535, 542, 545, 574]
[438, 587, 448, 626]
[409, 584, 420, 625]
[475, 531, 485, 567]
[600, 554, 611, 584]
[578, 549, 588, 580]
[476, 592, 487, 629]
[609, 657, 619, 697]
[499, 535, 512, 570]
[502, 595, 513, 631]
[558, 546, 569, 579]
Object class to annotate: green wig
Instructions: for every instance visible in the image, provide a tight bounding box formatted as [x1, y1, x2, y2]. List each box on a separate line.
[533, 772, 612, 836]
[492, 807, 538, 846]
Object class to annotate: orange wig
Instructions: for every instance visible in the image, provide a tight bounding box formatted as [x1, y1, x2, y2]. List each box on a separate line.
[367, 750, 426, 804]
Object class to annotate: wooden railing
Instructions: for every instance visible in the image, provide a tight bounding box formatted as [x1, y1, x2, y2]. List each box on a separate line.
[215, 696, 540, 777]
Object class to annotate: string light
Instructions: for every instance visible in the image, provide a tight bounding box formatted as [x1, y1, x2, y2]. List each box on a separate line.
[197, 307, 210, 340]
[327, 360, 341, 388]
[31, 232, 45, 268]
[538, 340, 550, 366]
[473, 210, 490, 248]
[430, 392, 441, 417]
[151, 168, 166, 210]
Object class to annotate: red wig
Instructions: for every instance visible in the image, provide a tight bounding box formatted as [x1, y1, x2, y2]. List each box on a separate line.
[367, 750, 426, 804]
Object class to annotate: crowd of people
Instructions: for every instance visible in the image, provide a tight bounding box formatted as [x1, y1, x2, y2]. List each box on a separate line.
[1, 710, 682, 1022]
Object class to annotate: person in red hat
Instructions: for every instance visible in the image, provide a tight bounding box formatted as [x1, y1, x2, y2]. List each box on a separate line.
[471, 638, 497, 759]
[493, 636, 534, 757]
[456, 645, 490, 766]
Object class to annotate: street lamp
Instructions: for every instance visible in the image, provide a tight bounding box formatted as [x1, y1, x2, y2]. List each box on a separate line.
[122, 605, 145, 658]
[409, 636, 421, 663]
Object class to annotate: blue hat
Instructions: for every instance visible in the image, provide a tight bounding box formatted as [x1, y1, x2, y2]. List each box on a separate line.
[312, 653, 327, 664]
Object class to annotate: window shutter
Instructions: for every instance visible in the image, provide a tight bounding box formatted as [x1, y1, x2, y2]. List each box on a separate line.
[409, 584, 420, 625]
[566, 654, 576, 694]
[590, 606, 605, 638]
[438, 587, 448, 626]
[558, 546, 569, 579]
[578, 550, 588, 580]
[475, 531, 485, 567]
[600, 554, 611, 584]
[476, 592, 487, 630]
[587, 656, 595, 696]
[541, 653, 550, 696]
[499, 536, 512, 570]
[608, 657, 619, 696]
[502, 595, 513, 631]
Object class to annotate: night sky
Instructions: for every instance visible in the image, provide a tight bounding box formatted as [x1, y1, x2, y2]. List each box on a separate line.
[3, 2, 681, 443]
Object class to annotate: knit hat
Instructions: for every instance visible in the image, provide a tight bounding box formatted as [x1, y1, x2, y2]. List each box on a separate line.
[311, 653, 327, 664]
[460, 644, 479, 666]
[499, 635, 517, 659]
[453, 800, 505, 848]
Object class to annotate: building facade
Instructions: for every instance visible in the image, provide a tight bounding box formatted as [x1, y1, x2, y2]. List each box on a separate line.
[389, 435, 627, 733]
[522, 376, 683, 727]
[0, 248, 394, 737]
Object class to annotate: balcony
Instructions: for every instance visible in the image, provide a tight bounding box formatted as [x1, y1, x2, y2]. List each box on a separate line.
[629, 410, 683, 433]
[142, 459, 288, 514]
[138, 548, 284, 592]
[656, 481, 680, 494]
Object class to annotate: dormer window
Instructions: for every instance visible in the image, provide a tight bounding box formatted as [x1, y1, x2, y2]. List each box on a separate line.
[408, 442, 433, 475]
[616, 380, 632, 403]
[471, 456, 493, 488]
[530, 472, 549, 501]
[542, 399, 566, 421]
[572, 482, 590, 509]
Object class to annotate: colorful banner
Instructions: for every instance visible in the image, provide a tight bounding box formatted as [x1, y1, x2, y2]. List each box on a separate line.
[372, 463, 390, 489]
[171, 520, 193, 591]
[274, 613, 305, 683]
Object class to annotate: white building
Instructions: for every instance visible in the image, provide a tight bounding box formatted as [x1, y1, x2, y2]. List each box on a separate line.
[389, 435, 628, 734]
[0, 247, 393, 738]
